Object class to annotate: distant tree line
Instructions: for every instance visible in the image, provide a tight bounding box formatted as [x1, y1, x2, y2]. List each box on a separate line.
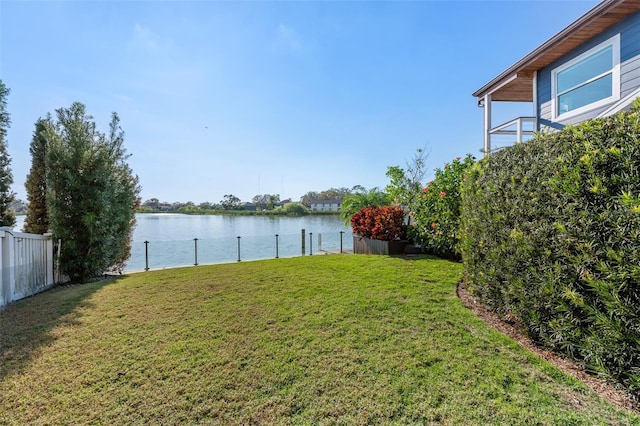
[299, 186, 363, 207]
[139, 186, 373, 213]
[139, 194, 287, 213]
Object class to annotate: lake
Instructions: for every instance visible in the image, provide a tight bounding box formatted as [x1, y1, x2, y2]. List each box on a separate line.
[15, 213, 353, 272]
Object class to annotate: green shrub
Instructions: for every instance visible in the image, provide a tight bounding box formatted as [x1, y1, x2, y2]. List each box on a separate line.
[340, 187, 389, 226]
[279, 202, 309, 216]
[45, 103, 140, 282]
[410, 154, 475, 258]
[460, 107, 640, 398]
[177, 205, 202, 214]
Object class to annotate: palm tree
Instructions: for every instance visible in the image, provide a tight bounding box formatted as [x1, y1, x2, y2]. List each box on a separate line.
[340, 187, 390, 226]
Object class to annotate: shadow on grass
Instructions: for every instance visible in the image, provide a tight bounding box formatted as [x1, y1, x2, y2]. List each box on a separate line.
[394, 253, 459, 262]
[0, 277, 122, 382]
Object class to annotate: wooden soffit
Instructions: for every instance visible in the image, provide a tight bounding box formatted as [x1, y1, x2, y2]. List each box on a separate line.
[473, 0, 640, 102]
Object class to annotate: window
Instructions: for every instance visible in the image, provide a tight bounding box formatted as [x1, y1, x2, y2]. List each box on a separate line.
[552, 35, 620, 119]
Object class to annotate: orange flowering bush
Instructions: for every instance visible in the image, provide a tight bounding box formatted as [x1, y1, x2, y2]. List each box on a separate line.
[351, 205, 407, 241]
[409, 154, 475, 258]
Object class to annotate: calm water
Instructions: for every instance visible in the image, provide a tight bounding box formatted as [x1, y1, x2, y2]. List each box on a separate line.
[15, 213, 353, 272]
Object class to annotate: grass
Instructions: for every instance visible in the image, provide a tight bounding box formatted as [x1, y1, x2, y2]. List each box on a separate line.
[0, 255, 638, 425]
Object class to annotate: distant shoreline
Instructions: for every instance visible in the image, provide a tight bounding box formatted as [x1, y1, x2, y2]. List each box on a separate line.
[136, 210, 340, 217]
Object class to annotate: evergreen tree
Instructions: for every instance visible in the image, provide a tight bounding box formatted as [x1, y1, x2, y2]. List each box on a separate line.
[45, 102, 140, 282]
[24, 116, 52, 234]
[0, 80, 16, 227]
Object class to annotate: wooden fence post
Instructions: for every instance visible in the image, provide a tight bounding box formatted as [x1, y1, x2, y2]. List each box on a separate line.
[0, 229, 5, 307]
[0, 227, 15, 306]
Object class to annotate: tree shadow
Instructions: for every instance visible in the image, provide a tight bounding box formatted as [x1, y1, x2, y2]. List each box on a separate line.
[0, 277, 122, 382]
[397, 250, 462, 262]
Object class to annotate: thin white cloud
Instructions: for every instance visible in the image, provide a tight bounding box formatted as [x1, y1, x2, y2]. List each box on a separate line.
[109, 92, 134, 103]
[127, 23, 166, 53]
[274, 24, 303, 52]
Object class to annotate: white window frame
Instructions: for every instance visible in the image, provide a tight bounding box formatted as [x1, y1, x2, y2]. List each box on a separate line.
[551, 34, 620, 120]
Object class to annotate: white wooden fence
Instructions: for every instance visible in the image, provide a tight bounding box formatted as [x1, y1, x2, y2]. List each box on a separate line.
[1, 227, 55, 308]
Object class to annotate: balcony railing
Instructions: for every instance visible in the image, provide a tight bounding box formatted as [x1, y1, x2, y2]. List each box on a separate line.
[489, 116, 536, 144]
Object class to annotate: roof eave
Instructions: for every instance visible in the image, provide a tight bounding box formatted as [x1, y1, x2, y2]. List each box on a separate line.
[473, 0, 639, 101]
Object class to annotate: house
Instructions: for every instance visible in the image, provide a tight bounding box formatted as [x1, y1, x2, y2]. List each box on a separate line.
[473, 0, 640, 155]
[156, 203, 173, 212]
[276, 199, 292, 208]
[308, 199, 342, 212]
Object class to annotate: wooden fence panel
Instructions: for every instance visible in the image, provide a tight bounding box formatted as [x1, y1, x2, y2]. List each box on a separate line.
[353, 236, 408, 255]
[0, 227, 54, 308]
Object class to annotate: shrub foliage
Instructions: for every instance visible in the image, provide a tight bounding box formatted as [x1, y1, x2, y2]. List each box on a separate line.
[340, 187, 389, 226]
[410, 154, 475, 258]
[24, 116, 51, 234]
[351, 205, 407, 241]
[460, 107, 640, 398]
[0, 80, 15, 227]
[279, 202, 309, 216]
[45, 102, 140, 282]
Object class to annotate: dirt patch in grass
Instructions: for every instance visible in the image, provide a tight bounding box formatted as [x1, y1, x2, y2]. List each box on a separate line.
[457, 282, 640, 415]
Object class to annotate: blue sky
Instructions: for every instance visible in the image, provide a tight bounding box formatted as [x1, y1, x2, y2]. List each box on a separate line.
[1, 0, 599, 204]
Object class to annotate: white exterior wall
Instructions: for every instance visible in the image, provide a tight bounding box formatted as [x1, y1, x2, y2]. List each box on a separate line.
[310, 203, 341, 212]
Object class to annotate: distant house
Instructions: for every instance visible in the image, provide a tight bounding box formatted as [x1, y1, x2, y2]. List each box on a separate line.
[474, 0, 640, 155]
[9, 199, 26, 214]
[276, 199, 292, 208]
[156, 203, 173, 212]
[242, 202, 257, 211]
[308, 199, 342, 212]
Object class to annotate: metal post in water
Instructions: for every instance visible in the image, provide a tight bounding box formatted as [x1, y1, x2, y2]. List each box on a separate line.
[309, 232, 313, 256]
[275, 234, 279, 259]
[144, 240, 149, 271]
[301, 229, 306, 256]
[237, 236, 241, 262]
[340, 231, 344, 253]
[194, 238, 199, 266]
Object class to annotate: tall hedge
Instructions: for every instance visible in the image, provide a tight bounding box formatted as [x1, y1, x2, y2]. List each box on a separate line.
[460, 106, 640, 398]
[45, 102, 140, 282]
[0, 80, 16, 227]
[24, 116, 51, 234]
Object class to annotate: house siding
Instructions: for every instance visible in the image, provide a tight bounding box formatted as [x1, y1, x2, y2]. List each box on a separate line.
[621, 55, 640, 95]
[537, 10, 640, 129]
[309, 200, 342, 212]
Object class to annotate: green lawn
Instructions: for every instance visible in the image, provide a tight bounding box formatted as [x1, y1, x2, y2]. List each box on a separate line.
[0, 255, 637, 425]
